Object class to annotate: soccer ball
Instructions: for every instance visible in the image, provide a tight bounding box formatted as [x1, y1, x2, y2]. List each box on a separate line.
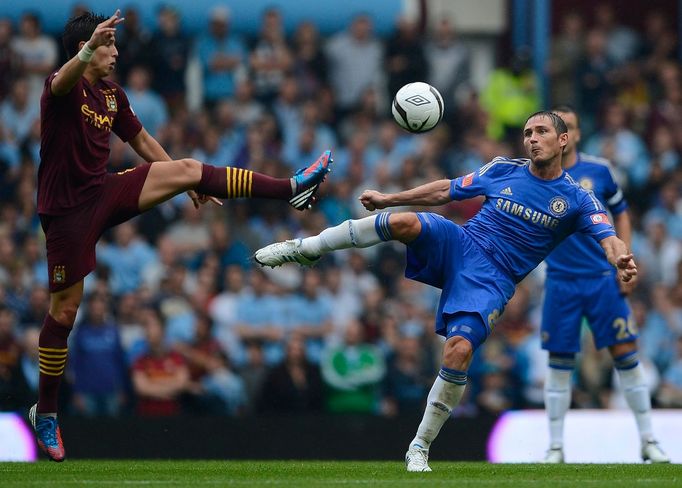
[391, 82, 444, 133]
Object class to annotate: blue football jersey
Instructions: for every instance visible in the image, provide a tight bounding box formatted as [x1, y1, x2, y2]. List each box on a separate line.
[449, 157, 616, 283]
[545, 153, 628, 277]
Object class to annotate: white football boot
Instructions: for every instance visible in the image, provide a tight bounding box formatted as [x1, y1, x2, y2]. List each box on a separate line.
[642, 440, 670, 463]
[405, 447, 432, 472]
[254, 239, 320, 268]
[541, 447, 565, 463]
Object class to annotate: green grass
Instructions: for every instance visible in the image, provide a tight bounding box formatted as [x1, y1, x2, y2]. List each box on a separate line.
[0, 460, 680, 487]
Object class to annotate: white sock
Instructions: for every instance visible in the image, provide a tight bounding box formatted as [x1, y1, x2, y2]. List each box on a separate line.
[617, 363, 654, 443]
[300, 214, 389, 256]
[409, 374, 466, 451]
[544, 367, 572, 449]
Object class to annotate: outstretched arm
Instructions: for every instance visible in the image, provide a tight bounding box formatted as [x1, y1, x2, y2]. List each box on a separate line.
[360, 179, 452, 211]
[51, 10, 124, 96]
[600, 235, 637, 283]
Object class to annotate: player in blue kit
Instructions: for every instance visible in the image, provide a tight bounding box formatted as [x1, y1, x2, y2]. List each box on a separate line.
[255, 111, 637, 471]
[540, 106, 669, 464]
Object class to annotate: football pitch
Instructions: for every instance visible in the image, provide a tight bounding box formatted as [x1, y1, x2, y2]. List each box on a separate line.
[1, 461, 681, 487]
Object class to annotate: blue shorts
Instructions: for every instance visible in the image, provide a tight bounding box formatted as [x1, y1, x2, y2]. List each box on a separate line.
[541, 272, 636, 353]
[405, 212, 516, 350]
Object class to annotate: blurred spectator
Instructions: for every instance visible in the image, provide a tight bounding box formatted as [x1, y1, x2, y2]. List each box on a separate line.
[164, 199, 211, 258]
[0, 305, 31, 410]
[657, 335, 682, 407]
[575, 29, 617, 136]
[176, 313, 246, 415]
[291, 22, 327, 94]
[384, 332, 432, 414]
[240, 340, 268, 413]
[288, 269, 333, 363]
[0, 77, 38, 144]
[249, 8, 293, 105]
[149, 5, 189, 111]
[547, 12, 585, 106]
[0, 19, 19, 101]
[10, 12, 57, 105]
[326, 14, 383, 115]
[234, 269, 286, 365]
[124, 66, 169, 138]
[425, 18, 471, 110]
[114, 6, 152, 84]
[385, 16, 427, 101]
[593, 4, 640, 65]
[481, 49, 539, 143]
[19, 285, 49, 328]
[70, 294, 128, 417]
[584, 101, 649, 188]
[258, 333, 323, 413]
[194, 6, 246, 106]
[19, 326, 40, 395]
[98, 221, 158, 296]
[633, 214, 682, 287]
[320, 320, 386, 414]
[132, 308, 190, 416]
[232, 79, 264, 128]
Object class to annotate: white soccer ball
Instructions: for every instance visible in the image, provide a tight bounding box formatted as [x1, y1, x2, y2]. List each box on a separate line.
[391, 82, 444, 133]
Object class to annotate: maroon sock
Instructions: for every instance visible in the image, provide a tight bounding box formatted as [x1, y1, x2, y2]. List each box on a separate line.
[196, 165, 292, 200]
[37, 315, 72, 414]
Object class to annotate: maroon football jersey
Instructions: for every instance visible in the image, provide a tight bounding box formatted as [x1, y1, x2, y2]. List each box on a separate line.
[37, 73, 142, 215]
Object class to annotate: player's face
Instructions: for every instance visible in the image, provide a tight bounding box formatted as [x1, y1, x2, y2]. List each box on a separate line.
[523, 115, 568, 166]
[555, 111, 581, 154]
[88, 40, 119, 78]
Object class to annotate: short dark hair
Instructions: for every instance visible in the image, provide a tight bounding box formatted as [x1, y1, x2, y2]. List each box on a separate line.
[525, 110, 568, 135]
[62, 12, 106, 58]
[551, 104, 580, 128]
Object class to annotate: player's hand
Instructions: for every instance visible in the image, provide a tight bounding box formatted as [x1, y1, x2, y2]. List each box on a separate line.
[619, 271, 638, 295]
[186, 190, 222, 209]
[616, 253, 637, 283]
[359, 190, 388, 211]
[88, 10, 125, 49]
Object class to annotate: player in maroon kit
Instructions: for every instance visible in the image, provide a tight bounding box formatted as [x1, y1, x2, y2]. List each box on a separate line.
[28, 10, 331, 461]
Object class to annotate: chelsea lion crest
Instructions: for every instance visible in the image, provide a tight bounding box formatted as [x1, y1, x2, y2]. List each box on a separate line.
[549, 196, 569, 217]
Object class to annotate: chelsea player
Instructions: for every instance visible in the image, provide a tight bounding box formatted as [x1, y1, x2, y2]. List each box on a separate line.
[255, 111, 637, 471]
[540, 106, 669, 463]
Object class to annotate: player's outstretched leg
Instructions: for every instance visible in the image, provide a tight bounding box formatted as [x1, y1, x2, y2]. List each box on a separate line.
[195, 150, 332, 210]
[541, 353, 573, 463]
[406, 336, 471, 472]
[612, 349, 670, 463]
[254, 212, 415, 267]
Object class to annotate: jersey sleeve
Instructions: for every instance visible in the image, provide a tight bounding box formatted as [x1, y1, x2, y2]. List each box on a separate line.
[449, 159, 502, 200]
[575, 190, 616, 242]
[601, 164, 628, 215]
[112, 87, 143, 143]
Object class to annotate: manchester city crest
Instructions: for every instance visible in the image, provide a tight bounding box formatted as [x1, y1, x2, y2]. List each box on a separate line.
[549, 196, 569, 217]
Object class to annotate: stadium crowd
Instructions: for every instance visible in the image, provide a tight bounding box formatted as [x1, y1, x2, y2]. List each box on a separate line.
[1, 4, 682, 419]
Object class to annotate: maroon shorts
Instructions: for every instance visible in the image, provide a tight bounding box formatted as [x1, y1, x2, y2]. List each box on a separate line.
[40, 164, 152, 293]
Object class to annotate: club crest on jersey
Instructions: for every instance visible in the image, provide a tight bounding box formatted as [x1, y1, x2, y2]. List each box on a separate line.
[590, 213, 610, 225]
[579, 177, 594, 191]
[53, 265, 66, 284]
[105, 94, 118, 112]
[548, 196, 569, 217]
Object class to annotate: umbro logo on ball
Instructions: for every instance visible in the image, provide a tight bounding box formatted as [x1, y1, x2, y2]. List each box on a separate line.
[405, 95, 431, 106]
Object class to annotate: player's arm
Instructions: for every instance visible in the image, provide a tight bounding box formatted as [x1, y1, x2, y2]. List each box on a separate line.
[360, 179, 452, 210]
[128, 128, 172, 162]
[613, 210, 632, 250]
[51, 10, 124, 96]
[599, 235, 637, 283]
